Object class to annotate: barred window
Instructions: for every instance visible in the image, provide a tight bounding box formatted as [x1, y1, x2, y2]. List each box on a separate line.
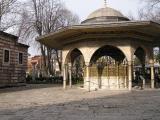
[3, 49, 10, 64]
[19, 53, 23, 64]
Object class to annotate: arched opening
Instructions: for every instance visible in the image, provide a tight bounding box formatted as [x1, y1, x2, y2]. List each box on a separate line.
[90, 45, 126, 64]
[87, 45, 128, 90]
[65, 48, 85, 87]
[133, 47, 147, 88]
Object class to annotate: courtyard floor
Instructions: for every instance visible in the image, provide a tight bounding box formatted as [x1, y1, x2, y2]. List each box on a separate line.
[0, 84, 160, 120]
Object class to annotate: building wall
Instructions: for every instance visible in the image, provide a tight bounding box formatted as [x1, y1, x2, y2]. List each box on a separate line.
[27, 56, 43, 78]
[0, 33, 28, 87]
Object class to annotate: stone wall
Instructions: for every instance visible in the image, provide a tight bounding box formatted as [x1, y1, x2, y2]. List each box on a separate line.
[0, 32, 28, 87]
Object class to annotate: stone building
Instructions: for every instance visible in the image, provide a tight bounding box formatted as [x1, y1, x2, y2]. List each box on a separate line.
[27, 55, 43, 77]
[0, 31, 29, 87]
[38, 6, 160, 91]
[27, 54, 62, 78]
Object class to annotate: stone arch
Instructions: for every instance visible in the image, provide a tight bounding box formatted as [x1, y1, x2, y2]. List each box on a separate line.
[134, 47, 146, 64]
[134, 45, 153, 62]
[133, 46, 147, 87]
[89, 45, 128, 64]
[64, 48, 85, 86]
[86, 45, 128, 89]
[134, 45, 147, 55]
[64, 48, 85, 65]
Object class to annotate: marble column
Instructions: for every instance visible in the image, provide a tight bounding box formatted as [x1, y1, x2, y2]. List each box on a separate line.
[150, 61, 155, 89]
[86, 64, 90, 92]
[63, 64, 67, 89]
[148, 47, 154, 89]
[128, 61, 132, 91]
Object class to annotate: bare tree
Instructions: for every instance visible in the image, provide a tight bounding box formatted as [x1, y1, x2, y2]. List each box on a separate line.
[144, 0, 160, 7]
[140, 0, 160, 62]
[17, 0, 79, 76]
[0, 0, 18, 31]
[138, 0, 160, 22]
[127, 11, 136, 20]
[137, 8, 160, 21]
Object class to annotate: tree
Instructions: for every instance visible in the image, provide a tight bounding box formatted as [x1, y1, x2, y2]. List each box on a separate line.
[137, 8, 160, 22]
[139, 0, 160, 21]
[17, 0, 79, 76]
[0, 0, 18, 31]
[127, 11, 136, 21]
[140, 0, 160, 64]
[145, 0, 160, 6]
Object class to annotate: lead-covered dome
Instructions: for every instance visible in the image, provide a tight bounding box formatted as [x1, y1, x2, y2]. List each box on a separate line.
[82, 7, 129, 24]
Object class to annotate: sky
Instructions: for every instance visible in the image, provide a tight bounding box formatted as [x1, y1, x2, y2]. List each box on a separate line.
[29, 0, 145, 56]
[62, 0, 144, 21]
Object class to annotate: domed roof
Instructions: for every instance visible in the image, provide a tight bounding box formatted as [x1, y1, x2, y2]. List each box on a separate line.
[82, 7, 129, 24]
[87, 7, 124, 19]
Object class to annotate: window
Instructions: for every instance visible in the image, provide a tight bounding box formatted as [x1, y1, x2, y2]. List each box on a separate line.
[19, 53, 23, 64]
[3, 49, 10, 64]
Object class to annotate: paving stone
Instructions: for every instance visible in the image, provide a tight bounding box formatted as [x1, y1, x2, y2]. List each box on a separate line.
[0, 85, 160, 120]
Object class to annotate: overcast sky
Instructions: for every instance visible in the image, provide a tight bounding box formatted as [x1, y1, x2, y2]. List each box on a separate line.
[63, 0, 144, 21]
[29, 0, 145, 56]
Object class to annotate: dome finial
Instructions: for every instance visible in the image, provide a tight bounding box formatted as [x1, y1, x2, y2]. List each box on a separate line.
[104, 0, 107, 8]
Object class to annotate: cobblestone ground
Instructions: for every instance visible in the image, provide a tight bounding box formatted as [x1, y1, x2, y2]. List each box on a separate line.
[0, 84, 160, 120]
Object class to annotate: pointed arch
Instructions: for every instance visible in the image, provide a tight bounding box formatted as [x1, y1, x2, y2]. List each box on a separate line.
[134, 47, 146, 64]
[64, 48, 85, 65]
[89, 45, 127, 64]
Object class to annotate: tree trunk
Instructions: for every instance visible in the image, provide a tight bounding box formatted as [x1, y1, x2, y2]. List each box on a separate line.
[40, 44, 47, 76]
[56, 50, 62, 72]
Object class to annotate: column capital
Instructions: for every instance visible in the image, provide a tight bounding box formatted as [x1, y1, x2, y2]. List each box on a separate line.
[149, 60, 154, 65]
[128, 61, 133, 66]
[85, 62, 90, 67]
[68, 62, 72, 67]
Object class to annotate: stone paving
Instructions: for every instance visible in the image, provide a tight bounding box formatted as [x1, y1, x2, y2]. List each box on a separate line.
[0, 84, 160, 120]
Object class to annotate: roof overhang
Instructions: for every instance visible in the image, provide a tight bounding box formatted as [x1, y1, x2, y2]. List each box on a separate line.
[37, 21, 160, 49]
[0, 31, 18, 40]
